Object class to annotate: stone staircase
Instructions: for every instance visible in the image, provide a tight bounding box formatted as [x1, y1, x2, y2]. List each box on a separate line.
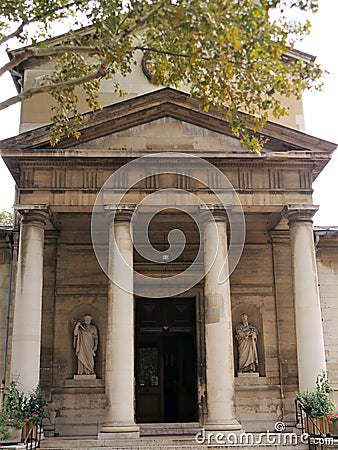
[40, 424, 204, 449]
[39, 435, 310, 450]
[38, 430, 320, 450]
[140, 423, 201, 436]
[5, 425, 338, 450]
[40, 435, 208, 449]
[37, 423, 338, 450]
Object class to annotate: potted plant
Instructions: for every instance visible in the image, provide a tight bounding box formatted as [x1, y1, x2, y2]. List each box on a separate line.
[1, 381, 26, 443]
[327, 412, 338, 437]
[0, 411, 30, 443]
[22, 384, 47, 440]
[0, 381, 47, 444]
[296, 373, 335, 437]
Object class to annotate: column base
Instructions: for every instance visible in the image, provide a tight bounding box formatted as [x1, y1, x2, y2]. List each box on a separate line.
[204, 419, 242, 431]
[98, 424, 140, 439]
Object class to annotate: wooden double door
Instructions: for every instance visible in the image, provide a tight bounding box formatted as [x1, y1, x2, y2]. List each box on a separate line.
[136, 298, 197, 423]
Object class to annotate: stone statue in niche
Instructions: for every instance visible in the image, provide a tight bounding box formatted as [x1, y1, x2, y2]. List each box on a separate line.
[73, 314, 98, 376]
[235, 313, 259, 373]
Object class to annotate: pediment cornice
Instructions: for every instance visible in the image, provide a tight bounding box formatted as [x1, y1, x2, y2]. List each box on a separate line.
[0, 88, 336, 155]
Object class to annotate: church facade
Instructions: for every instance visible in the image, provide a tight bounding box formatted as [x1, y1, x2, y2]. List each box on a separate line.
[0, 50, 337, 438]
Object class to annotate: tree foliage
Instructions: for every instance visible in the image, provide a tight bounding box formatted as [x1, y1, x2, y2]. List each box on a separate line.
[0, 209, 14, 226]
[0, 0, 323, 152]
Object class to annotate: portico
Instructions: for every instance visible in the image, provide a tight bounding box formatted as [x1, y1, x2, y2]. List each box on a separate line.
[0, 88, 336, 437]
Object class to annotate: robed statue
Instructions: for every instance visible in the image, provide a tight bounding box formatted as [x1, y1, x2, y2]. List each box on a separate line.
[73, 314, 98, 375]
[235, 313, 258, 373]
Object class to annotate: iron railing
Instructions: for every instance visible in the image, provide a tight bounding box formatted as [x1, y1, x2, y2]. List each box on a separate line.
[295, 398, 328, 450]
[24, 419, 43, 450]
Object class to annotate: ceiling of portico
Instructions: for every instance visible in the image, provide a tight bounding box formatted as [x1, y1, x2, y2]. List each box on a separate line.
[46, 208, 285, 239]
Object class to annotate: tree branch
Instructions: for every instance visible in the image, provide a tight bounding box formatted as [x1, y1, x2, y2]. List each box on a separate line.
[0, 65, 105, 112]
[0, 22, 26, 46]
[0, 1, 85, 46]
[1, 1, 166, 79]
[135, 46, 192, 59]
[0, 45, 99, 78]
[0, 0, 189, 113]
[141, 21, 191, 49]
[113, 0, 166, 41]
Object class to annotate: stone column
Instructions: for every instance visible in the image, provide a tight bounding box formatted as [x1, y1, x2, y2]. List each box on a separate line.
[285, 204, 326, 391]
[202, 206, 241, 431]
[10, 207, 48, 393]
[99, 205, 139, 439]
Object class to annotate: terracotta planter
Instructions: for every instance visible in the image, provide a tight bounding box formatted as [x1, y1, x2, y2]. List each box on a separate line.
[1, 426, 22, 444]
[305, 416, 329, 436]
[329, 421, 338, 437]
[21, 421, 36, 440]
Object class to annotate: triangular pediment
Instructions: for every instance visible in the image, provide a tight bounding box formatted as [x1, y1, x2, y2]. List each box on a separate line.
[73, 116, 245, 153]
[0, 88, 336, 154]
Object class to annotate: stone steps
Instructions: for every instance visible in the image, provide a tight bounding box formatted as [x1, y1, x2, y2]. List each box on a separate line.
[45, 421, 201, 439]
[39, 426, 338, 450]
[140, 422, 201, 436]
[39, 435, 312, 450]
[40, 437, 193, 449]
[0, 445, 25, 450]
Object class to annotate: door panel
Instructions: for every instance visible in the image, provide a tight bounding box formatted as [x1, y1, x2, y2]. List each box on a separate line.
[136, 298, 197, 423]
[137, 341, 163, 421]
[163, 336, 180, 421]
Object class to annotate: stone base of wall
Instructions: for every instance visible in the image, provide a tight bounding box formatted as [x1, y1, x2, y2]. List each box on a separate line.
[47, 383, 106, 437]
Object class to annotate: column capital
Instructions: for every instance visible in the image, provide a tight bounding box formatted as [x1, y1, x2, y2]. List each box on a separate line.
[199, 204, 231, 222]
[283, 204, 319, 224]
[104, 204, 136, 223]
[15, 204, 50, 227]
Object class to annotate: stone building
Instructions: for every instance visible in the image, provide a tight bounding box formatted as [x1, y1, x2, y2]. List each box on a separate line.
[0, 47, 337, 439]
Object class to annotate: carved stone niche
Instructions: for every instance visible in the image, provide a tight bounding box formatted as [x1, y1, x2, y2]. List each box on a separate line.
[64, 304, 104, 382]
[232, 303, 265, 377]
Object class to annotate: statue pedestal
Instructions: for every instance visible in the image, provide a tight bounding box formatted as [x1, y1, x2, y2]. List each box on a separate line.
[237, 372, 259, 378]
[73, 374, 96, 381]
[236, 372, 260, 386]
[65, 377, 104, 388]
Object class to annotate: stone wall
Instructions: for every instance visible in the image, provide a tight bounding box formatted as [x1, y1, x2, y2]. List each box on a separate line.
[0, 230, 12, 383]
[38, 215, 299, 435]
[19, 52, 305, 134]
[6, 221, 338, 436]
[316, 230, 338, 404]
[231, 229, 298, 431]
[40, 224, 107, 436]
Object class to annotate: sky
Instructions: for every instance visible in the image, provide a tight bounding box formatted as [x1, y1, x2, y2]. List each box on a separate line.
[0, 0, 337, 226]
